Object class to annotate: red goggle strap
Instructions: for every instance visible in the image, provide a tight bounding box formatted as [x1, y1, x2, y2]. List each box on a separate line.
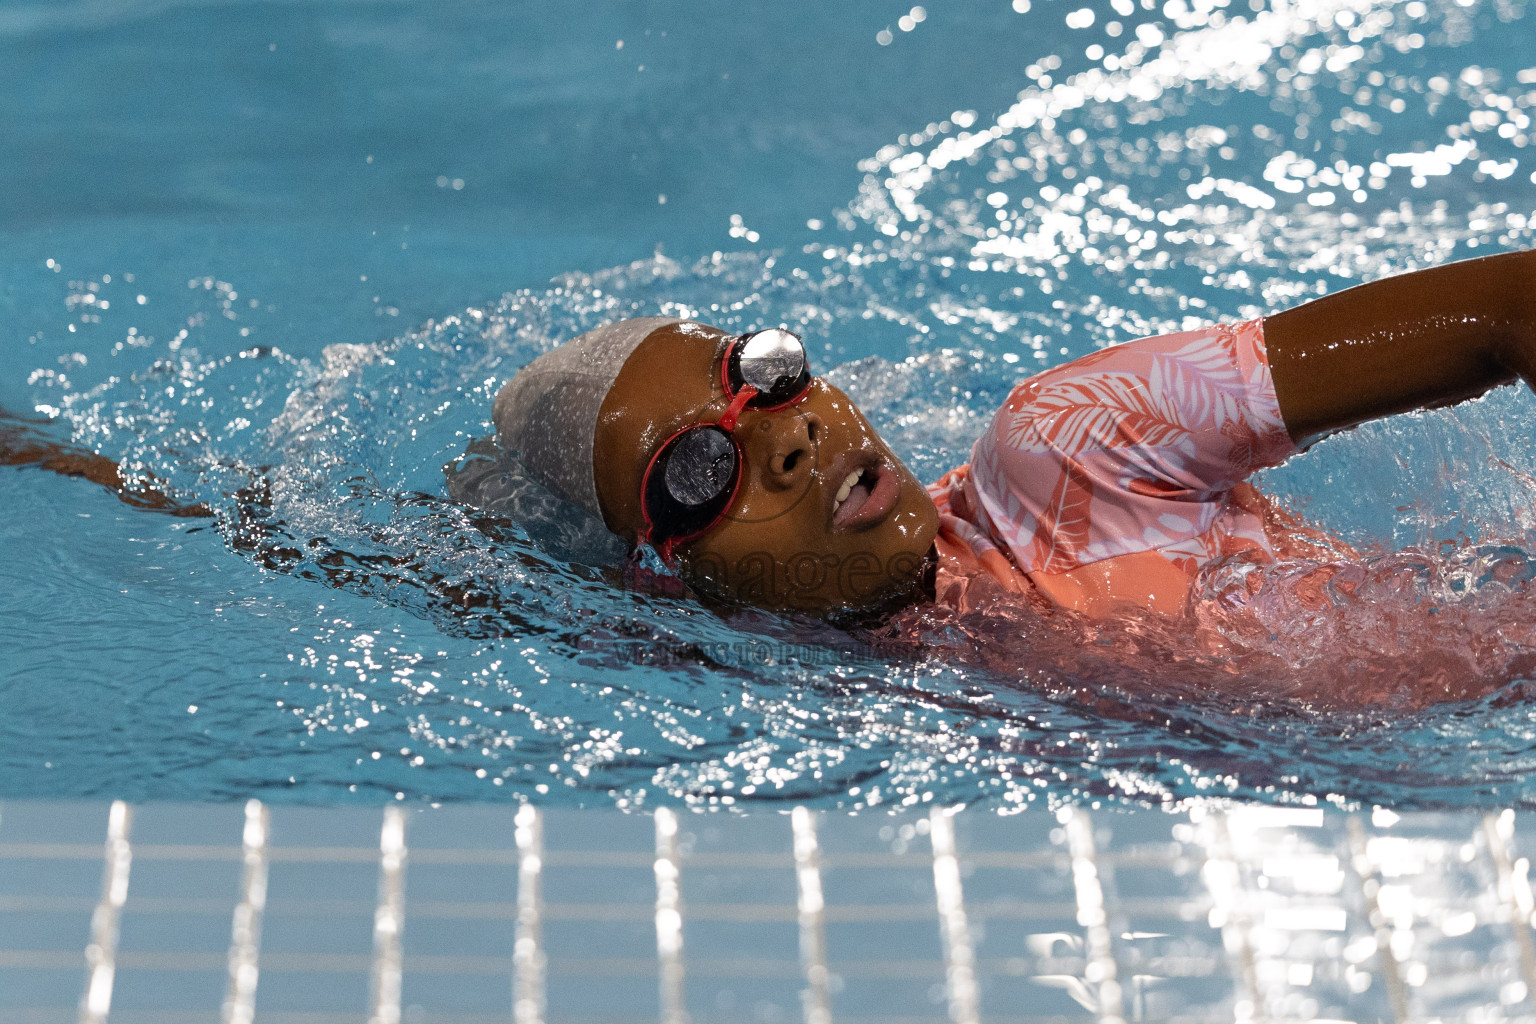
[633, 527, 679, 567]
[716, 383, 758, 432]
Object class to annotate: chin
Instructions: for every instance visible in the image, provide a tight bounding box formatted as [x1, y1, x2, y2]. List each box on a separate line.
[680, 543, 935, 621]
[821, 568, 933, 627]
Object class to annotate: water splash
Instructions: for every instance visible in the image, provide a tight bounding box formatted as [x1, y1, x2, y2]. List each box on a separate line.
[13, 0, 1536, 810]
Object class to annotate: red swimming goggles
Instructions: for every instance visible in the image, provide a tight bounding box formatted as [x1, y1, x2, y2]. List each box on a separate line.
[637, 328, 812, 557]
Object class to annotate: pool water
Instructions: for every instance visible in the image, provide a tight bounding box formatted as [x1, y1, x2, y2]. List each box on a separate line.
[4, 0, 1536, 809]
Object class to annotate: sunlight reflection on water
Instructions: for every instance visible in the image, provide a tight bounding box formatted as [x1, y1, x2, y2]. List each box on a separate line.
[14, 0, 1536, 810]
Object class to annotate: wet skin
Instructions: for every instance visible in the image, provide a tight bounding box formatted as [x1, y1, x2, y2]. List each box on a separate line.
[1266, 249, 1536, 442]
[592, 321, 940, 614]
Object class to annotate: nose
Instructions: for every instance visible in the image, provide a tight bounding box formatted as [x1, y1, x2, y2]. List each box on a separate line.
[748, 410, 821, 491]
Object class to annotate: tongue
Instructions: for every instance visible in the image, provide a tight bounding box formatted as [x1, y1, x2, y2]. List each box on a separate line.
[834, 479, 874, 527]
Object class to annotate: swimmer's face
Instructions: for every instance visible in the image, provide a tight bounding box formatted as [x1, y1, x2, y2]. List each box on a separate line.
[593, 321, 940, 614]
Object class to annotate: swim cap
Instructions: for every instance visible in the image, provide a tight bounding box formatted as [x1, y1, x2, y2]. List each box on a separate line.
[492, 317, 680, 519]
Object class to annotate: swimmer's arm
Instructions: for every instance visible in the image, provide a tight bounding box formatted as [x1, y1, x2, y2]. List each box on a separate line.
[1264, 248, 1536, 444]
[2, 407, 550, 628]
[0, 409, 212, 517]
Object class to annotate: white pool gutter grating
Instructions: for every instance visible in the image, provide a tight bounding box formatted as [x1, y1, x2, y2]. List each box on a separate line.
[0, 801, 1535, 1021]
[368, 805, 408, 1024]
[929, 806, 981, 1024]
[1192, 807, 1262, 1022]
[1345, 814, 1411, 1022]
[77, 800, 132, 1024]
[1060, 807, 1126, 1024]
[791, 806, 831, 1024]
[221, 799, 269, 1024]
[1482, 809, 1536, 1008]
[512, 804, 546, 1024]
[653, 806, 687, 1024]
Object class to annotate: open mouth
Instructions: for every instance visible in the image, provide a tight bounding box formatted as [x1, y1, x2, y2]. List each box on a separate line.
[830, 460, 901, 530]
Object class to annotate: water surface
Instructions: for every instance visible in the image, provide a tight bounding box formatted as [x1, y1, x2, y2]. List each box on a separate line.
[5, 0, 1536, 810]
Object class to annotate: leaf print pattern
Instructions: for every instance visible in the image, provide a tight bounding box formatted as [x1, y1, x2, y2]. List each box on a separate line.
[1002, 369, 1198, 457]
[928, 318, 1299, 614]
[1023, 455, 1096, 574]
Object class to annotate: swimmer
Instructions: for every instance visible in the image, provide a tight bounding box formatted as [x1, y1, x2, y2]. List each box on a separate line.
[477, 248, 1536, 619]
[7, 250, 1535, 626]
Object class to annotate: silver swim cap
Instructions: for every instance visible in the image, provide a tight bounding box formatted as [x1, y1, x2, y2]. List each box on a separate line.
[492, 317, 680, 518]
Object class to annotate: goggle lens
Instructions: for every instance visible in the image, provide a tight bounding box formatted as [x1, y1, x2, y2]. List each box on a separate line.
[730, 328, 809, 408]
[662, 427, 736, 506]
[644, 425, 740, 544]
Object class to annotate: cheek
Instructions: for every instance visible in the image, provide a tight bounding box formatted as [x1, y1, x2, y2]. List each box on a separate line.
[726, 470, 821, 529]
[902, 490, 942, 539]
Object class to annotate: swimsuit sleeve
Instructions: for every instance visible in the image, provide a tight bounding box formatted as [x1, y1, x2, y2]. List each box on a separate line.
[960, 317, 1298, 576]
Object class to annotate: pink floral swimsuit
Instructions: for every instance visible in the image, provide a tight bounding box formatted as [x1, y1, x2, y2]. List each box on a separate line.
[928, 318, 1299, 616]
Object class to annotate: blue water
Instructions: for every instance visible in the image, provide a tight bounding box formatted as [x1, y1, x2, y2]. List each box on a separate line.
[5, 0, 1536, 809]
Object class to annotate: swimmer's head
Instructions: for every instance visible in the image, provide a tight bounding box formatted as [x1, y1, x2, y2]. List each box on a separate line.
[494, 318, 940, 614]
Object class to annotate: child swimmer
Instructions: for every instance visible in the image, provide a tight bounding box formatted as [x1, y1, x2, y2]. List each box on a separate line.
[485, 249, 1536, 619]
[7, 250, 1534, 632]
